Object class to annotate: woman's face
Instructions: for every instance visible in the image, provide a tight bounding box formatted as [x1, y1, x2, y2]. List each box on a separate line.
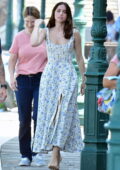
[24, 15, 36, 31]
[54, 4, 67, 23]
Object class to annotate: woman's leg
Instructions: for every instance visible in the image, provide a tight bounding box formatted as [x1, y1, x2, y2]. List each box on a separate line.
[32, 72, 42, 133]
[32, 83, 40, 133]
[15, 76, 33, 161]
[32, 74, 41, 156]
[48, 146, 61, 170]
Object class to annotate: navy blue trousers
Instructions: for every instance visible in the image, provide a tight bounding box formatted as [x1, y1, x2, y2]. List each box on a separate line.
[15, 72, 42, 161]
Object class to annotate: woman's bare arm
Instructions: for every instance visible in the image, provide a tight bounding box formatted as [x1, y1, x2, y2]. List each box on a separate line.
[74, 31, 85, 83]
[103, 62, 120, 89]
[8, 53, 18, 90]
[74, 31, 86, 95]
[31, 19, 46, 46]
[8, 53, 18, 78]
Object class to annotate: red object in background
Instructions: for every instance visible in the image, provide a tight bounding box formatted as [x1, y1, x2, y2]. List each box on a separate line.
[97, 97, 103, 106]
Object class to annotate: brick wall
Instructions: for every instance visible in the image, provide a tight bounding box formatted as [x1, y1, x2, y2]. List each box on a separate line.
[0, 0, 119, 28]
[25, 0, 74, 18]
[0, 0, 119, 44]
[84, 0, 119, 27]
[25, 0, 119, 27]
[84, 0, 119, 41]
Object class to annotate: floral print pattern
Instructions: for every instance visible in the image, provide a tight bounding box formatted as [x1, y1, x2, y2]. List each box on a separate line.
[33, 28, 83, 153]
[97, 88, 116, 114]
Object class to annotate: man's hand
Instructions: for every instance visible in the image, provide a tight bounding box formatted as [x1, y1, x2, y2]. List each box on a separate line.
[0, 88, 7, 103]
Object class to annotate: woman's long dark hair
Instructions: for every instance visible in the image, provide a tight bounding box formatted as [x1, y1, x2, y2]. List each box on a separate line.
[47, 2, 73, 39]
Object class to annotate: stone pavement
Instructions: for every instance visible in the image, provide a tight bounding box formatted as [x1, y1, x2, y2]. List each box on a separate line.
[1, 137, 81, 170]
[0, 109, 83, 170]
[0, 109, 19, 170]
[0, 109, 19, 146]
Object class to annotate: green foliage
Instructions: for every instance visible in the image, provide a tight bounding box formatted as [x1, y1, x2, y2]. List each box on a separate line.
[0, 102, 6, 110]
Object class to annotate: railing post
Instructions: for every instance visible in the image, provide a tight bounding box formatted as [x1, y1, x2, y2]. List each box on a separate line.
[80, 0, 109, 170]
[105, 79, 120, 170]
[5, 0, 13, 50]
[40, 0, 46, 28]
[18, 0, 25, 31]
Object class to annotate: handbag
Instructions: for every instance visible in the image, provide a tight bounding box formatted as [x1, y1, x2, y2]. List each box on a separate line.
[96, 88, 116, 114]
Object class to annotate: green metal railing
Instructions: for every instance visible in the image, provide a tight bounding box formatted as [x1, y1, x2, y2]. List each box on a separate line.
[80, 0, 109, 170]
[105, 79, 120, 170]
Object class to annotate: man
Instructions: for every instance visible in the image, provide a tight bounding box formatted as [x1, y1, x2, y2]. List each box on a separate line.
[0, 39, 7, 102]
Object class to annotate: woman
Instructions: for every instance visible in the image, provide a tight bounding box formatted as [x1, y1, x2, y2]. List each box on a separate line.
[103, 54, 120, 88]
[31, 2, 85, 170]
[9, 6, 47, 166]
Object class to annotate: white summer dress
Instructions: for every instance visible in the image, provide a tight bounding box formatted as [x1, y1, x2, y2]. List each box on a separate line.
[33, 28, 83, 153]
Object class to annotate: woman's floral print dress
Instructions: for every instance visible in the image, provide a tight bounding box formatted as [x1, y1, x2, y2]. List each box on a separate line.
[33, 28, 83, 153]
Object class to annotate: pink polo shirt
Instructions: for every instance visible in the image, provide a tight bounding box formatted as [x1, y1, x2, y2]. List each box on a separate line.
[9, 30, 47, 76]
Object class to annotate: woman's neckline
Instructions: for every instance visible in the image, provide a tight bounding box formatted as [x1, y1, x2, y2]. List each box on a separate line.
[24, 29, 32, 36]
[49, 38, 72, 46]
[47, 28, 73, 46]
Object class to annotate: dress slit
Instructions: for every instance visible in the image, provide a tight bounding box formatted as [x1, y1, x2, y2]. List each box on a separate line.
[49, 94, 63, 127]
[48, 94, 63, 144]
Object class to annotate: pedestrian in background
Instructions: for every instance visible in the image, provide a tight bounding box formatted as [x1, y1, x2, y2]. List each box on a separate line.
[114, 14, 120, 41]
[103, 36, 120, 88]
[0, 39, 7, 103]
[31, 2, 85, 170]
[8, 6, 47, 166]
[106, 10, 116, 42]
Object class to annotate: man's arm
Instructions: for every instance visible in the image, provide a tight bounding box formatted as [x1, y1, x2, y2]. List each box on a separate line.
[0, 40, 7, 102]
[0, 54, 5, 84]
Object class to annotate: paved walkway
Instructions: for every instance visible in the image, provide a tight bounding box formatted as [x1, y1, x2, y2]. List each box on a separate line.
[1, 137, 81, 170]
[0, 109, 83, 170]
[0, 109, 19, 170]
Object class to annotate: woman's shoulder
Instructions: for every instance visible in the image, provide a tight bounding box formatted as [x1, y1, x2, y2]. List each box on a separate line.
[110, 55, 119, 64]
[13, 30, 26, 39]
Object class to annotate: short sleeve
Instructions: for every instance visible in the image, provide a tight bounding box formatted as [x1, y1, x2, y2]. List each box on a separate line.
[9, 35, 19, 54]
[110, 55, 119, 65]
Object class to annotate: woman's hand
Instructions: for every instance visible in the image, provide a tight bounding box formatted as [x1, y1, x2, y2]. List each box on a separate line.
[10, 76, 17, 91]
[31, 19, 46, 46]
[80, 82, 85, 95]
[34, 19, 44, 27]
